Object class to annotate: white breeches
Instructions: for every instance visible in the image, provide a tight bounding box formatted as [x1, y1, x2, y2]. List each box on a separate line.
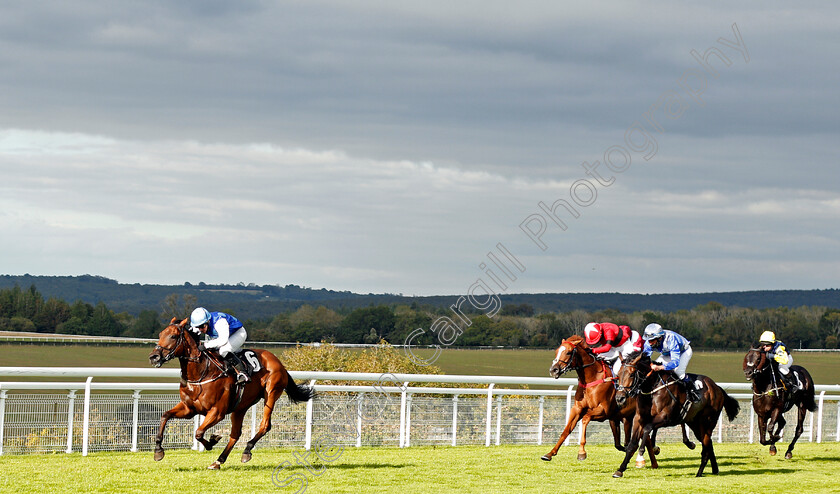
[655, 346, 692, 379]
[217, 329, 247, 357]
[778, 354, 793, 375]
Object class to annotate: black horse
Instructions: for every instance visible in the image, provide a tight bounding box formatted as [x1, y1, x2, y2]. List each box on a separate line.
[743, 346, 817, 459]
[613, 351, 740, 478]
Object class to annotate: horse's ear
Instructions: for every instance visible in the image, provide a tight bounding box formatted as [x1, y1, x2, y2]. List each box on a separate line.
[178, 318, 189, 328]
[170, 317, 179, 325]
[618, 354, 624, 363]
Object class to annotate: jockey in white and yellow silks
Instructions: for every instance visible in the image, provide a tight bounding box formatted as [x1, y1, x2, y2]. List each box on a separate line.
[759, 330, 798, 393]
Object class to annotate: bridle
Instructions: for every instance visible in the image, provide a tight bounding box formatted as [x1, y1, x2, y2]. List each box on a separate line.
[744, 348, 769, 379]
[614, 359, 649, 397]
[552, 342, 596, 374]
[153, 325, 200, 365]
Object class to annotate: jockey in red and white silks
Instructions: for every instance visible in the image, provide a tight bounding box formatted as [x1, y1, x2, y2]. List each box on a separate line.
[584, 322, 643, 375]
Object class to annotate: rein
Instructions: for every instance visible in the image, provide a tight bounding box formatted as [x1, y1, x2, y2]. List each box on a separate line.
[556, 343, 610, 388]
[157, 326, 228, 386]
[746, 349, 785, 397]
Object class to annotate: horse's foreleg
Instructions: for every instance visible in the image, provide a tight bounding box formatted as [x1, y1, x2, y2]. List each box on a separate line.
[576, 415, 593, 460]
[541, 406, 584, 461]
[784, 405, 808, 459]
[613, 417, 645, 477]
[212, 408, 247, 469]
[680, 422, 696, 449]
[154, 402, 195, 461]
[195, 408, 226, 458]
[608, 418, 624, 452]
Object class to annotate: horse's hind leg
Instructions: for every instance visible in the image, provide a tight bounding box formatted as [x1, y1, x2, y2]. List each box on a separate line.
[784, 405, 808, 459]
[694, 427, 713, 477]
[242, 393, 277, 462]
[210, 409, 247, 469]
[154, 402, 195, 461]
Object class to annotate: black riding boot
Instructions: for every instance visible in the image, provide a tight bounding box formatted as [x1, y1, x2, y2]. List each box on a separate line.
[682, 376, 700, 403]
[781, 373, 798, 394]
[225, 353, 251, 383]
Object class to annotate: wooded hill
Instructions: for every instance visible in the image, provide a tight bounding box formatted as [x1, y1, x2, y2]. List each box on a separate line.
[2, 274, 839, 319]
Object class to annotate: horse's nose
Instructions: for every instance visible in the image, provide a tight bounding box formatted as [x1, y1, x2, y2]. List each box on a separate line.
[549, 367, 560, 378]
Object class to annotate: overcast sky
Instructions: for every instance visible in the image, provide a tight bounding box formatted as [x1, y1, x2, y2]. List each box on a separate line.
[1, 1, 838, 297]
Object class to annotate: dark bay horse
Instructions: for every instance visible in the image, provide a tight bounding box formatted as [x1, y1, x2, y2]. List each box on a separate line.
[541, 335, 693, 465]
[613, 351, 740, 478]
[148, 318, 314, 469]
[743, 347, 816, 458]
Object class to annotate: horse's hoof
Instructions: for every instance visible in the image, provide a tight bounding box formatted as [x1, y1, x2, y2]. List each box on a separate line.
[208, 461, 221, 470]
[241, 451, 252, 463]
[612, 471, 624, 478]
[577, 453, 587, 461]
[769, 446, 777, 456]
[153, 449, 165, 461]
[785, 452, 793, 460]
[635, 459, 646, 468]
[686, 442, 696, 450]
[653, 446, 661, 455]
[540, 455, 552, 462]
[207, 434, 222, 448]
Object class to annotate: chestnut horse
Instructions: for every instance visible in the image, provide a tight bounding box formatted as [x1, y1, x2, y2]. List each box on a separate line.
[613, 351, 739, 478]
[148, 318, 313, 469]
[541, 335, 680, 464]
[743, 347, 816, 459]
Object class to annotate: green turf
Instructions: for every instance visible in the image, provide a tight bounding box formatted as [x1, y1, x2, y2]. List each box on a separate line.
[1, 344, 838, 385]
[0, 443, 838, 493]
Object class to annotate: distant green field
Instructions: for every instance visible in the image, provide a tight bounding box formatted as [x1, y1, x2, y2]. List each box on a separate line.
[1, 443, 839, 493]
[1, 344, 838, 385]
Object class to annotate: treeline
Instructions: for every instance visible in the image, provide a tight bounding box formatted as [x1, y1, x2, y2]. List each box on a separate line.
[2, 285, 840, 349]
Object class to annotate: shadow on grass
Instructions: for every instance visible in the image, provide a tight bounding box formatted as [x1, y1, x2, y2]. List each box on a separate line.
[174, 462, 413, 473]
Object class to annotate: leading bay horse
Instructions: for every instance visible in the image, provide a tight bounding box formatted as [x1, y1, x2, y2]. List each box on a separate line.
[613, 350, 740, 478]
[541, 335, 692, 465]
[148, 317, 314, 469]
[743, 346, 816, 459]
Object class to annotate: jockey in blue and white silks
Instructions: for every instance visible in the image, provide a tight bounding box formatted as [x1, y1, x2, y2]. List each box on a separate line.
[641, 323, 699, 402]
[190, 307, 250, 383]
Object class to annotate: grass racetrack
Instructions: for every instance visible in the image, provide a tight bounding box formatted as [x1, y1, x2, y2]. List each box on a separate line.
[2, 443, 839, 493]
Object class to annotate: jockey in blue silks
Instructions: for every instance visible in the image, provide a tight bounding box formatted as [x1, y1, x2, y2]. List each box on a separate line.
[190, 307, 250, 383]
[642, 323, 700, 402]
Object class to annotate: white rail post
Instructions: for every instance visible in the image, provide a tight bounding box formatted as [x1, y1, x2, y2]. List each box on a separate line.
[564, 385, 573, 446]
[809, 408, 814, 442]
[405, 394, 412, 448]
[494, 395, 502, 446]
[749, 404, 755, 444]
[485, 384, 495, 447]
[304, 380, 316, 451]
[131, 390, 141, 452]
[399, 382, 409, 448]
[192, 415, 202, 451]
[717, 417, 723, 443]
[816, 391, 825, 443]
[537, 396, 545, 446]
[251, 404, 258, 439]
[836, 401, 840, 443]
[66, 390, 76, 453]
[0, 389, 6, 456]
[356, 394, 363, 448]
[82, 376, 93, 456]
[451, 395, 459, 447]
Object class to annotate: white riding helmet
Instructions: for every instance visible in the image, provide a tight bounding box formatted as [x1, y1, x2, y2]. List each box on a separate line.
[642, 323, 665, 341]
[584, 323, 601, 345]
[190, 307, 211, 329]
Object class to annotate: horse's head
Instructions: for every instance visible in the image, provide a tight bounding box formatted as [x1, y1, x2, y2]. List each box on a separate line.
[743, 346, 767, 380]
[549, 335, 588, 378]
[614, 350, 650, 407]
[148, 317, 192, 367]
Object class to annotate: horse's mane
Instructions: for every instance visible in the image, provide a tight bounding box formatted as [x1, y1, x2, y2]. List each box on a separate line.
[625, 350, 650, 364]
[566, 334, 588, 348]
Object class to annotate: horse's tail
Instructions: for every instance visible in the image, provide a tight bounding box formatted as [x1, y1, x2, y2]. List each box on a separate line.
[285, 374, 315, 404]
[721, 388, 740, 422]
[799, 368, 818, 412]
